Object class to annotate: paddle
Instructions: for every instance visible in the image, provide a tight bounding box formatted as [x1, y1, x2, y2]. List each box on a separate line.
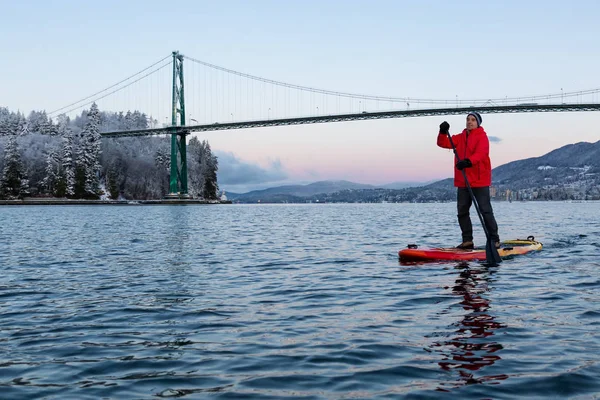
[444, 130, 502, 266]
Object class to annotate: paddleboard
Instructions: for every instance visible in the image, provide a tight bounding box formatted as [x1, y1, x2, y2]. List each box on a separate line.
[398, 237, 542, 262]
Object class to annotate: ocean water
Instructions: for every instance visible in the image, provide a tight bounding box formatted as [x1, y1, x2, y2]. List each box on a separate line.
[1, 202, 599, 399]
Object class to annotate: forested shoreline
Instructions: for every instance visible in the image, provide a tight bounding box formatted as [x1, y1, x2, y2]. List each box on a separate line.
[0, 104, 219, 200]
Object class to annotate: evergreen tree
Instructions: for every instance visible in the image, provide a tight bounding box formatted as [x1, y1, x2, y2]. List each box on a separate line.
[27, 110, 56, 135]
[187, 137, 204, 198]
[131, 111, 148, 129]
[41, 149, 59, 194]
[16, 113, 27, 135]
[73, 165, 86, 198]
[0, 136, 30, 199]
[62, 132, 76, 197]
[0, 107, 10, 136]
[54, 115, 76, 197]
[77, 103, 102, 198]
[54, 171, 67, 197]
[0, 111, 24, 136]
[56, 114, 71, 135]
[18, 118, 29, 136]
[26, 110, 48, 134]
[117, 111, 125, 130]
[42, 116, 58, 136]
[188, 137, 219, 200]
[154, 148, 170, 170]
[202, 140, 219, 200]
[106, 167, 119, 199]
[124, 111, 133, 130]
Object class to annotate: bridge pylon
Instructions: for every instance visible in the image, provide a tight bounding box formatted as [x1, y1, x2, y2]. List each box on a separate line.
[165, 51, 191, 199]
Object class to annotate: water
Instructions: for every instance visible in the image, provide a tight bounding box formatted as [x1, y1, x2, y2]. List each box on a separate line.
[1, 202, 599, 399]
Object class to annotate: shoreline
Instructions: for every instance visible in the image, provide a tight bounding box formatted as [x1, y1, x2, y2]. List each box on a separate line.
[0, 198, 232, 206]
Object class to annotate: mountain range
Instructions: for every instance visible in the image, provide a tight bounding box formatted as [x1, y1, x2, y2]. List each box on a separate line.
[225, 180, 431, 201]
[226, 140, 600, 203]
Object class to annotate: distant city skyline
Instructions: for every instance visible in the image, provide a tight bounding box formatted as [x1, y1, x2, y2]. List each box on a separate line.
[2, 0, 600, 192]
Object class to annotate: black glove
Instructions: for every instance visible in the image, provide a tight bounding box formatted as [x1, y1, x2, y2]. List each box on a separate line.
[439, 121, 450, 134]
[456, 158, 472, 170]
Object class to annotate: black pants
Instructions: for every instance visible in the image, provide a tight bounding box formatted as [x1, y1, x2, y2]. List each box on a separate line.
[457, 187, 499, 243]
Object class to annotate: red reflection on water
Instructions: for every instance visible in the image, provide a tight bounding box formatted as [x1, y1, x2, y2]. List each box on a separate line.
[432, 263, 509, 389]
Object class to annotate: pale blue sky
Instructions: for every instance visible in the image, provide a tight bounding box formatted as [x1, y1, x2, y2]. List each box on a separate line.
[2, 0, 600, 191]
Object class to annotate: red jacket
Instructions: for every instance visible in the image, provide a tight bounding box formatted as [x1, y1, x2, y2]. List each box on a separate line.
[437, 126, 492, 188]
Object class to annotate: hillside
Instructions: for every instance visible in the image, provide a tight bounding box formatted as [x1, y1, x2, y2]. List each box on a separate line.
[492, 141, 600, 191]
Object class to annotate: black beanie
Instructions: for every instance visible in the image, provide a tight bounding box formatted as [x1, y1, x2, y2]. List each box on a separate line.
[467, 112, 482, 127]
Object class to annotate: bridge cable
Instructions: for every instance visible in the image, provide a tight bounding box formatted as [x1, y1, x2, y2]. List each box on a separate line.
[48, 54, 173, 116]
[182, 54, 600, 105]
[54, 60, 172, 117]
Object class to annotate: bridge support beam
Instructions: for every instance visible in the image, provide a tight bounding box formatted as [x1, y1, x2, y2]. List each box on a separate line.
[165, 51, 190, 199]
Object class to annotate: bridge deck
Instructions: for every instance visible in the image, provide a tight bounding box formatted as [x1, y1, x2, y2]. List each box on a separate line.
[100, 103, 600, 137]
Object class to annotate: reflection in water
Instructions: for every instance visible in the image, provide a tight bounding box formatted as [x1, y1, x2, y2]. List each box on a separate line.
[432, 263, 508, 390]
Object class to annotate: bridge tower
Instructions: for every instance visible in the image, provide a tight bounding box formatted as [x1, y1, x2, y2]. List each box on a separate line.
[165, 51, 190, 199]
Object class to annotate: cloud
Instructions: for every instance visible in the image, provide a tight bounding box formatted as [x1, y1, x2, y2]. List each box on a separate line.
[488, 136, 502, 143]
[215, 151, 288, 185]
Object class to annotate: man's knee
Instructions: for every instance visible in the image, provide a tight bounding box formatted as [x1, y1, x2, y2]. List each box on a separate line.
[457, 203, 470, 215]
[478, 204, 493, 215]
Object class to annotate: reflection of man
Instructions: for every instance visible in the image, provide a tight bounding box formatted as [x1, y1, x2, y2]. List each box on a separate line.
[432, 263, 508, 388]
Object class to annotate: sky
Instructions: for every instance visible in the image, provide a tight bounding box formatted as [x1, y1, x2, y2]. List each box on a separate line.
[2, 0, 600, 193]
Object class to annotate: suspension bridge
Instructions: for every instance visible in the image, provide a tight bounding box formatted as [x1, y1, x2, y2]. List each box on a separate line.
[47, 51, 600, 199]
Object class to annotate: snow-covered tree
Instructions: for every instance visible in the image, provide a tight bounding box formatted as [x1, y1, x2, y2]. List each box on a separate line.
[42, 117, 58, 136]
[124, 111, 134, 131]
[154, 147, 170, 171]
[18, 120, 30, 136]
[56, 114, 71, 135]
[0, 112, 25, 136]
[188, 137, 219, 200]
[76, 103, 102, 198]
[26, 110, 55, 135]
[188, 137, 204, 198]
[0, 136, 30, 199]
[202, 141, 219, 200]
[105, 167, 119, 199]
[41, 149, 59, 194]
[0, 107, 10, 136]
[0, 111, 26, 136]
[61, 129, 76, 197]
[131, 110, 147, 129]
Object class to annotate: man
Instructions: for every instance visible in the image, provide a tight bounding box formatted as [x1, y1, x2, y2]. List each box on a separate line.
[437, 112, 500, 249]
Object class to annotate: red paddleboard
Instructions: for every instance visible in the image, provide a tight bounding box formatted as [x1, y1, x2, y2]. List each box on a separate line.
[399, 237, 542, 262]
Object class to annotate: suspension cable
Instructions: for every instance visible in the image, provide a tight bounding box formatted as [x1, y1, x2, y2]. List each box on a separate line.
[57, 60, 172, 116]
[49, 54, 173, 116]
[182, 54, 600, 105]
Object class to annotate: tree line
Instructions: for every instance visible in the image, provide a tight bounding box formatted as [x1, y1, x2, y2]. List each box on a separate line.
[0, 104, 219, 200]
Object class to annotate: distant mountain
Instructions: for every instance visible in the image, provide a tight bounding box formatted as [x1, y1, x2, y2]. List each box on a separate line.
[379, 180, 433, 189]
[226, 180, 375, 202]
[227, 141, 600, 203]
